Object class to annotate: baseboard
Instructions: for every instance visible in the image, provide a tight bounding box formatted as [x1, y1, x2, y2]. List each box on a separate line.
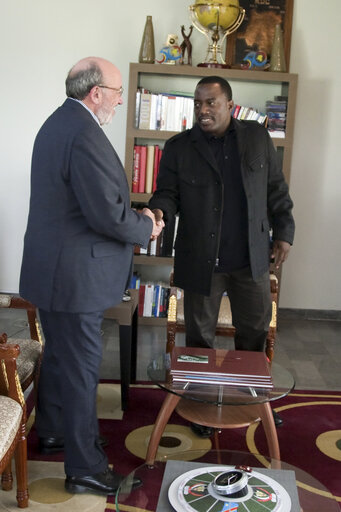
[279, 308, 341, 321]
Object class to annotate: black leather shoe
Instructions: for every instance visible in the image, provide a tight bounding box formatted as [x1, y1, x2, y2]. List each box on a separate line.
[190, 422, 214, 438]
[39, 435, 108, 454]
[272, 409, 284, 427]
[65, 467, 142, 495]
[39, 437, 64, 454]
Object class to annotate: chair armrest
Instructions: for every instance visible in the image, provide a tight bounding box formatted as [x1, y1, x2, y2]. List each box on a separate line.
[0, 294, 40, 342]
[270, 273, 278, 294]
[0, 343, 25, 408]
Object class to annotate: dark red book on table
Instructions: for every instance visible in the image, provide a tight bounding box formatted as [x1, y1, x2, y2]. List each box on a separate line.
[170, 347, 272, 385]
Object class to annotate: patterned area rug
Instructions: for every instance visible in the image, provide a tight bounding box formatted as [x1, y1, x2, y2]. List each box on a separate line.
[21, 384, 341, 512]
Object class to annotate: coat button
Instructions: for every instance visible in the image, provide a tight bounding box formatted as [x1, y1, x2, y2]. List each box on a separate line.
[210, 233, 215, 238]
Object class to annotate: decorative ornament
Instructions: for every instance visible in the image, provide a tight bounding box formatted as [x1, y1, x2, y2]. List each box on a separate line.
[139, 15, 155, 64]
[180, 25, 193, 65]
[270, 23, 286, 72]
[156, 34, 182, 65]
[242, 50, 268, 70]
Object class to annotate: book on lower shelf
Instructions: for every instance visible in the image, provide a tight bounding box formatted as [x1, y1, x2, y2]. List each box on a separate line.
[170, 347, 273, 388]
[138, 282, 170, 318]
[132, 144, 162, 194]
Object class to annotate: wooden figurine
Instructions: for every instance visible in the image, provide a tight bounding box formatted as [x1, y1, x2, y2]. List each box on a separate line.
[180, 25, 193, 66]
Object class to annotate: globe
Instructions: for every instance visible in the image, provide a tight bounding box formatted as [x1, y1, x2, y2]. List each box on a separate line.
[190, 0, 245, 66]
[194, 0, 241, 31]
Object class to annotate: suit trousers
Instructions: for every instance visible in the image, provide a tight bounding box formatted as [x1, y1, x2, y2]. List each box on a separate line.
[36, 309, 108, 476]
[184, 266, 272, 352]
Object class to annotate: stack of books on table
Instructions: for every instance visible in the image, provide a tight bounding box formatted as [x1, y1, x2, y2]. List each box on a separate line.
[170, 347, 273, 389]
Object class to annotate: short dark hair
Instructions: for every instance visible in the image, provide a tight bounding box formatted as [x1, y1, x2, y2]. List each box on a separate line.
[65, 61, 103, 100]
[196, 76, 233, 100]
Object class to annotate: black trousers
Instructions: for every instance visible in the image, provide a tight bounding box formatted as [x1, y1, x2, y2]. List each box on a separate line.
[36, 309, 108, 477]
[184, 267, 272, 352]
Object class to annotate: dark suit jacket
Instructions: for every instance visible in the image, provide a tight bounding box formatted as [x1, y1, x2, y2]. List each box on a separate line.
[20, 99, 152, 312]
[149, 120, 295, 296]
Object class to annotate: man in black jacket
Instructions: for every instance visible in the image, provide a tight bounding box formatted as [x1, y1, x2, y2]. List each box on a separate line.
[149, 76, 294, 432]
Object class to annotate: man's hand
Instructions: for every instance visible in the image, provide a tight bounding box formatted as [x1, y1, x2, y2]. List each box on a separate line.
[142, 207, 165, 240]
[271, 240, 291, 269]
[152, 208, 164, 224]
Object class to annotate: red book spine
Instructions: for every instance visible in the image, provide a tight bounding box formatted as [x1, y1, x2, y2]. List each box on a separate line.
[138, 284, 146, 317]
[132, 145, 141, 193]
[233, 104, 241, 119]
[138, 146, 147, 193]
[152, 145, 160, 192]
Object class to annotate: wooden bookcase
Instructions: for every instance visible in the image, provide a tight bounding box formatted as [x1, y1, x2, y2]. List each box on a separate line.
[125, 62, 298, 325]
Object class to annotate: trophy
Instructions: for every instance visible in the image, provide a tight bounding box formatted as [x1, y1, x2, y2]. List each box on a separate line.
[189, 0, 245, 68]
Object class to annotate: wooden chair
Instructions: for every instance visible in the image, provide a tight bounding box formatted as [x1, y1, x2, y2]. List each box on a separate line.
[166, 273, 278, 362]
[0, 343, 29, 507]
[0, 294, 43, 394]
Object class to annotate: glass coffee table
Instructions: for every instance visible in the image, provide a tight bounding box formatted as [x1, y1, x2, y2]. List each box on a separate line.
[145, 354, 295, 464]
[115, 450, 339, 512]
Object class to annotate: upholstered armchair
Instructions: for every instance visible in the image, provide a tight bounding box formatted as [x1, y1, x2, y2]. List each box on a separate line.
[0, 294, 43, 393]
[166, 273, 278, 362]
[0, 343, 29, 507]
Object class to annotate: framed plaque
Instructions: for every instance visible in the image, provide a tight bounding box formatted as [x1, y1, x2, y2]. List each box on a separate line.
[225, 0, 294, 70]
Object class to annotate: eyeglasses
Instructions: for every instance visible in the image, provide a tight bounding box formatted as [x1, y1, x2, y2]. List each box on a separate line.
[98, 84, 124, 96]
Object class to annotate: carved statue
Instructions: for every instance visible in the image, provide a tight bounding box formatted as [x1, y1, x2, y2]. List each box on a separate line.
[180, 25, 193, 66]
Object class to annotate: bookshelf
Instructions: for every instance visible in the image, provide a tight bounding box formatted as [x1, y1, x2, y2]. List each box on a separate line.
[125, 62, 298, 324]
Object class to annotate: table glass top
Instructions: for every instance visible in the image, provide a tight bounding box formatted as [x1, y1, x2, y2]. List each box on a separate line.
[147, 353, 295, 406]
[115, 450, 339, 512]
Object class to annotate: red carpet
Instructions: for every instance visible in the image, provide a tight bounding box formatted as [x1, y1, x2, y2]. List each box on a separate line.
[26, 385, 341, 511]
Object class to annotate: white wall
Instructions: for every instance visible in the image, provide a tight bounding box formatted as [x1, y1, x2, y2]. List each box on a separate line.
[279, 0, 341, 309]
[0, 0, 340, 310]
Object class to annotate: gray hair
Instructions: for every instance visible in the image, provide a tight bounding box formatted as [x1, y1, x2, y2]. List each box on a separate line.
[65, 61, 103, 100]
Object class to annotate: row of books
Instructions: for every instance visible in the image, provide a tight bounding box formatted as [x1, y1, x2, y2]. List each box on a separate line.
[170, 347, 273, 388]
[136, 88, 194, 132]
[232, 104, 267, 125]
[138, 283, 170, 318]
[134, 214, 179, 257]
[266, 96, 288, 139]
[132, 144, 163, 194]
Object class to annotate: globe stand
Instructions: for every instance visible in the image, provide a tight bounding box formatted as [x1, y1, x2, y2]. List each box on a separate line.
[197, 43, 231, 68]
[190, 2, 245, 67]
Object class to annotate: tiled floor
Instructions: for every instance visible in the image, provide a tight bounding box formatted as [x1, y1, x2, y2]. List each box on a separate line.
[1, 307, 341, 390]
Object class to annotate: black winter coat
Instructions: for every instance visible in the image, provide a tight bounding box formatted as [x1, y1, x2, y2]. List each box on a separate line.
[149, 119, 295, 295]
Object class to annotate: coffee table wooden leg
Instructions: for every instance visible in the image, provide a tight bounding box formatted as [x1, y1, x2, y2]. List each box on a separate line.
[145, 392, 181, 466]
[258, 402, 280, 462]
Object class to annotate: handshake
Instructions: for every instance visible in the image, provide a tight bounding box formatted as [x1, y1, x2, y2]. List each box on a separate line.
[141, 208, 165, 240]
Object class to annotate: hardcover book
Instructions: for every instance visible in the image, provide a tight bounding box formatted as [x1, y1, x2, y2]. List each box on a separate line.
[170, 347, 272, 388]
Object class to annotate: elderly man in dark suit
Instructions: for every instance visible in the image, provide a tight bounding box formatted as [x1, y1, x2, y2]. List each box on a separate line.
[149, 76, 294, 435]
[20, 57, 163, 495]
